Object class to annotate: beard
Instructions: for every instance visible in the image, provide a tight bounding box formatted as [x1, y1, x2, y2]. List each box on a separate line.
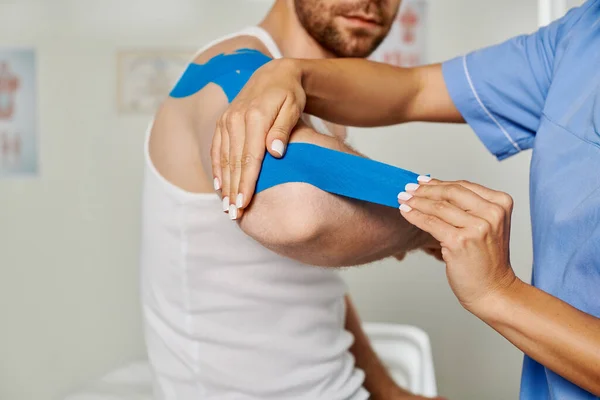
[294, 0, 396, 57]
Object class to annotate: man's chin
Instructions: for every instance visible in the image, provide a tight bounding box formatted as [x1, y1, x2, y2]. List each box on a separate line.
[336, 45, 379, 58]
[337, 34, 385, 58]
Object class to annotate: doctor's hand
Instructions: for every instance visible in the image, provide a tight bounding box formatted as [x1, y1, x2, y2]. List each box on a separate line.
[397, 178, 519, 313]
[212, 58, 306, 216]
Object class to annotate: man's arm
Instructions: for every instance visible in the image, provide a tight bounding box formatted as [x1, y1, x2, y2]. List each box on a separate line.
[162, 51, 434, 267]
[236, 121, 434, 267]
[344, 296, 419, 400]
[151, 35, 432, 268]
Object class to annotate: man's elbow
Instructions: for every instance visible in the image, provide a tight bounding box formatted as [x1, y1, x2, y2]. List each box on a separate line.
[238, 183, 326, 252]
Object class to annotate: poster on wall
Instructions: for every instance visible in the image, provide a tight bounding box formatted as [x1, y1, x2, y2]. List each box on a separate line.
[117, 50, 194, 114]
[0, 48, 37, 177]
[369, 0, 428, 67]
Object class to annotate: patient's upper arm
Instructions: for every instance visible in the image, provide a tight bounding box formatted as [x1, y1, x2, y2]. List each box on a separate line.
[237, 124, 420, 267]
[239, 125, 343, 243]
[240, 181, 331, 247]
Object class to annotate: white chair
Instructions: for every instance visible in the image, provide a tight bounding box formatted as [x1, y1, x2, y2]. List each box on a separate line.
[364, 322, 438, 397]
[65, 323, 437, 399]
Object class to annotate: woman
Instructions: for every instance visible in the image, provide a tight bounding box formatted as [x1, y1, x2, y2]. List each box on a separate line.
[213, 1, 600, 399]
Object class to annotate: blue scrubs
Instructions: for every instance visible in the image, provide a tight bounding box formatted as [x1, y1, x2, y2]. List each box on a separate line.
[442, 1, 600, 398]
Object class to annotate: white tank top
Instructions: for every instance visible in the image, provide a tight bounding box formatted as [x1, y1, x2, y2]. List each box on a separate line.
[139, 27, 368, 400]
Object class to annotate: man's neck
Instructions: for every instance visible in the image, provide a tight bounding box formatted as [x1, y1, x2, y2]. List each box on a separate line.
[258, 0, 334, 59]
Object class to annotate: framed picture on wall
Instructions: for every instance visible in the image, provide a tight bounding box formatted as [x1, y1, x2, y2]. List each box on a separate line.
[116, 50, 194, 114]
[369, 0, 428, 68]
[0, 47, 37, 177]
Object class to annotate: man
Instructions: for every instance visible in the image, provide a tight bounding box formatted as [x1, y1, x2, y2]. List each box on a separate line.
[215, 0, 600, 399]
[141, 0, 443, 399]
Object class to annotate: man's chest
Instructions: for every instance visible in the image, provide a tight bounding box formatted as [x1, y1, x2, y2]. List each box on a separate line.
[302, 114, 347, 142]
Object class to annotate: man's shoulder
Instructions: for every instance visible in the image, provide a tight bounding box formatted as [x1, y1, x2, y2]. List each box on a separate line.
[151, 32, 274, 154]
[159, 32, 272, 117]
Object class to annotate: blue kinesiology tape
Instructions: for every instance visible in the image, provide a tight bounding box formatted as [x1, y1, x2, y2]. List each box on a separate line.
[170, 48, 272, 102]
[169, 48, 422, 208]
[256, 143, 421, 209]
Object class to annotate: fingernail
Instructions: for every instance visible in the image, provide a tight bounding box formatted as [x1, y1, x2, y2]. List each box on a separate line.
[271, 139, 285, 156]
[399, 203, 412, 212]
[229, 204, 238, 220]
[214, 177, 221, 191]
[222, 197, 229, 212]
[236, 193, 244, 208]
[417, 175, 432, 183]
[405, 183, 420, 192]
[397, 192, 413, 201]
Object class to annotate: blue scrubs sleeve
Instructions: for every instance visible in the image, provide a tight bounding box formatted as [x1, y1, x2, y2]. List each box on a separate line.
[442, 22, 564, 160]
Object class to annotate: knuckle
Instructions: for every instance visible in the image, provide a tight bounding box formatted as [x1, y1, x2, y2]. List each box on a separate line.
[274, 86, 290, 98]
[489, 204, 505, 223]
[444, 184, 460, 198]
[473, 220, 492, 237]
[499, 193, 514, 210]
[423, 215, 437, 227]
[289, 103, 302, 121]
[226, 110, 245, 131]
[286, 90, 298, 104]
[218, 117, 227, 132]
[433, 201, 447, 212]
[406, 197, 419, 208]
[245, 106, 264, 122]
[222, 111, 233, 126]
[241, 152, 262, 167]
[457, 180, 470, 186]
[288, 91, 304, 109]
[230, 159, 240, 171]
[220, 155, 230, 167]
[219, 111, 229, 125]
[230, 153, 262, 171]
[229, 155, 250, 171]
[270, 127, 287, 137]
[454, 234, 468, 247]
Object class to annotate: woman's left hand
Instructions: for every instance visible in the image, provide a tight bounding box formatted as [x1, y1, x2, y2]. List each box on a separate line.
[397, 178, 519, 313]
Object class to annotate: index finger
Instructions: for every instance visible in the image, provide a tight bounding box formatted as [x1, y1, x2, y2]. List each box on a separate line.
[238, 95, 299, 210]
[407, 180, 510, 228]
[235, 108, 269, 213]
[406, 181, 489, 217]
[420, 178, 514, 213]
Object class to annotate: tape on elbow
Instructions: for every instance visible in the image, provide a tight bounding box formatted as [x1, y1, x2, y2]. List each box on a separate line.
[256, 143, 421, 209]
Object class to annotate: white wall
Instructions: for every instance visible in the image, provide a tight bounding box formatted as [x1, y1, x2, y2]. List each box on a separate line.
[0, 0, 544, 399]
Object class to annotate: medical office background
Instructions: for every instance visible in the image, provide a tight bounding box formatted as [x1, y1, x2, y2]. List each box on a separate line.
[0, 0, 586, 399]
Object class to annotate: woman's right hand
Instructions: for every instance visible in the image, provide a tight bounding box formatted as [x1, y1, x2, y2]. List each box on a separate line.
[212, 58, 307, 217]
